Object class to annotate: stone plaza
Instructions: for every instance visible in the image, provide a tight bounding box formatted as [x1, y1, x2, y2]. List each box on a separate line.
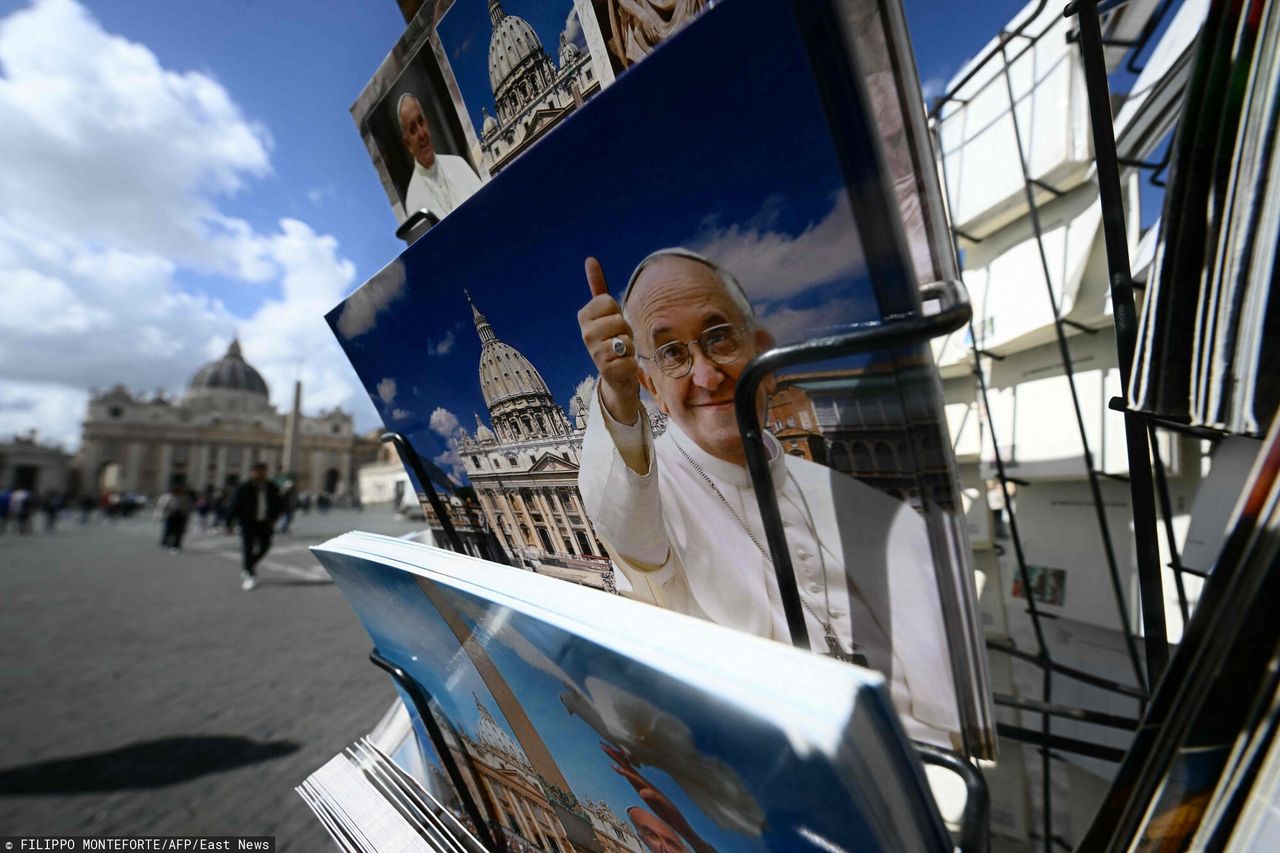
[0, 507, 424, 848]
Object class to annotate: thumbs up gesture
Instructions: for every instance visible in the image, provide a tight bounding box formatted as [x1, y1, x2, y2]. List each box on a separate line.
[577, 257, 642, 425]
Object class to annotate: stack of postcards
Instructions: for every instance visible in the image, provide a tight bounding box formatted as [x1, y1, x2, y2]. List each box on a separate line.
[1129, 0, 1280, 435]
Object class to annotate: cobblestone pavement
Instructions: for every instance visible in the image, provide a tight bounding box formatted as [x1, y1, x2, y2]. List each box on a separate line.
[0, 508, 426, 849]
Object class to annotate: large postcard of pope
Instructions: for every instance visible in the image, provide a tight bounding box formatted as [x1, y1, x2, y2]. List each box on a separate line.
[329, 0, 992, 757]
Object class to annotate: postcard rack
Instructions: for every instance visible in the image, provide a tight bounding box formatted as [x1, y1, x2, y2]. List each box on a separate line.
[929, 0, 1275, 847]
[927, 0, 1164, 849]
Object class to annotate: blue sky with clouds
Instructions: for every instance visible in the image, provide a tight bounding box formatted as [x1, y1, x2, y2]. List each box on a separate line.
[0, 0, 1026, 451]
[328, 0, 890, 485]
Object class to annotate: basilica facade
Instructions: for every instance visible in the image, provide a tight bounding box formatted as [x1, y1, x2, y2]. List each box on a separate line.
[78, 341, 379, 497]
[431, 696, 642, 853]
[453, 294, 664, 589]
[476, 0, 599, 175]
[455, 295, 607, 586]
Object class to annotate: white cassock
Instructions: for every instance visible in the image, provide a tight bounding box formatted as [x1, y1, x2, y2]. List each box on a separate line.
[577, 389, 961, 745]
[402, 154, 483, 223]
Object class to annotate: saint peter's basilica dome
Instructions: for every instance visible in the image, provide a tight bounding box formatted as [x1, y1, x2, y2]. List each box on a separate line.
[487, 0, 547, 94]
[187, 339, 269, 399]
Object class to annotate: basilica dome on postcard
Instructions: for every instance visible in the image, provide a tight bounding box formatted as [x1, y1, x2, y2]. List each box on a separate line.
[486, 0, 552, 96]
[468, 292, 555, 414]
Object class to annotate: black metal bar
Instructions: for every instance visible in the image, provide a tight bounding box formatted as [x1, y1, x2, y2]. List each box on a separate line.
[381, 433, 467, 554]
[735, 284, 971, 651]
[952, 227, 985, 244]
[1072, 0, 1171, 686]
[1106, 396, 1240, 440]
[993, 692, 1140, 730]
[996, 723, 1128, 762]
[972, 348, 1006, 361]
[915, 743, 990, 853]
[997, 34, 1149, 692]
[1176, 563, 1209, 579]
[1061, 318, 1099, 334]
[1118, 138, 1173, 188]
[394, 209, 439, 244]
[1064, 0, 1132, 16]
[369, 649, 502, 852]
[1030, 178, 1065, 197]
[1027, 833, 1075, 852]
[988, 639, 1147, 699]
[1040, 661, 1054, 853]
[1149, 425, 1191, 625]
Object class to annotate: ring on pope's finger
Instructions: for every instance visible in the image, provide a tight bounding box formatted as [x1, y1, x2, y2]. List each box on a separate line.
[610, 337, 628, 357]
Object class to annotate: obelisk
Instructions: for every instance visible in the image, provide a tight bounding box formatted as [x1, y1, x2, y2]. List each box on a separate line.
[282, 379, 302, 477]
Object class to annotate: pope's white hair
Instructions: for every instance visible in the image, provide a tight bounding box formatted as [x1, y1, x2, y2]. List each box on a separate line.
[396, 92, 422, 135]
[621, 247, 757, 332]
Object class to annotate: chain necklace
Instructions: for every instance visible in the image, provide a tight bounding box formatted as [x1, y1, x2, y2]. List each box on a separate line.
[671, 436, 867, 666]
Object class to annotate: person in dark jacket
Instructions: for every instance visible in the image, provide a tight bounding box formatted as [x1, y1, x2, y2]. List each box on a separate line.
[159, 478, 196, 552]
[226, 463, 282, 590]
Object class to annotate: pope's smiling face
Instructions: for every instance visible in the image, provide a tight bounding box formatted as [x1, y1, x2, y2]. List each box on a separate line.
[399, 95, 436, 169]
[628, 255, 773, 465]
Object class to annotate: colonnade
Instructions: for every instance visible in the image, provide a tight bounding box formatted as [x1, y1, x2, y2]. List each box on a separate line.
[476, 482, 601, 561]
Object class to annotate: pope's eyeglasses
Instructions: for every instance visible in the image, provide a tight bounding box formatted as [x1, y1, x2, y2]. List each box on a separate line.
[637, 323, 745, 378]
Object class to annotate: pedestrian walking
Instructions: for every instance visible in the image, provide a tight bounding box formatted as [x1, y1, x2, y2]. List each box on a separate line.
[196, 485, 213, 531]
[11, 488, 33, 534]
[41, 491, 63, 532]
[226, 463, 282, 590]
[0, 488, 10, 534]
[212, 488, 229, 529]
[277, 479, 298, 534]
[158, 478, 196, 552]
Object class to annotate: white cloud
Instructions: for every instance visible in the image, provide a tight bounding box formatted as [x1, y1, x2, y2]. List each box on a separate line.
[756, 291, 879, 345]
[0, 0, 272, 273]
[561, 9, 584, 50]
[0, 380, 88, 450]
[306, 185, 336, 207]
[235, 219, 363, 418]
[689, 190, 864, 305]
[0, 0, 375, 451]
[428, 330, 456, 356]
[433, 449, 464, 485]
[391, 407, 409, 420]
[429, 406, 460, 437]
[377, 378, 397, 405]
[920, 75, 948, 104]
[427, 406, 466, 482]
[336, 259, 406, 340]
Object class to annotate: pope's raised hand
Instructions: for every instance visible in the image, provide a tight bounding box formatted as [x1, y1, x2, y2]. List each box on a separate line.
[578, 257, 641, 425]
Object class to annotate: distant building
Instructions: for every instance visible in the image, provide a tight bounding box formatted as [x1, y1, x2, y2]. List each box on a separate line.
[769, 363, 956, 510]
[766, 383, 826, 463]
[78, 340, 379, 496]
[476, 0, 600, 174]
[357, 436, 409, 507]
[0, 432, 74, 495]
